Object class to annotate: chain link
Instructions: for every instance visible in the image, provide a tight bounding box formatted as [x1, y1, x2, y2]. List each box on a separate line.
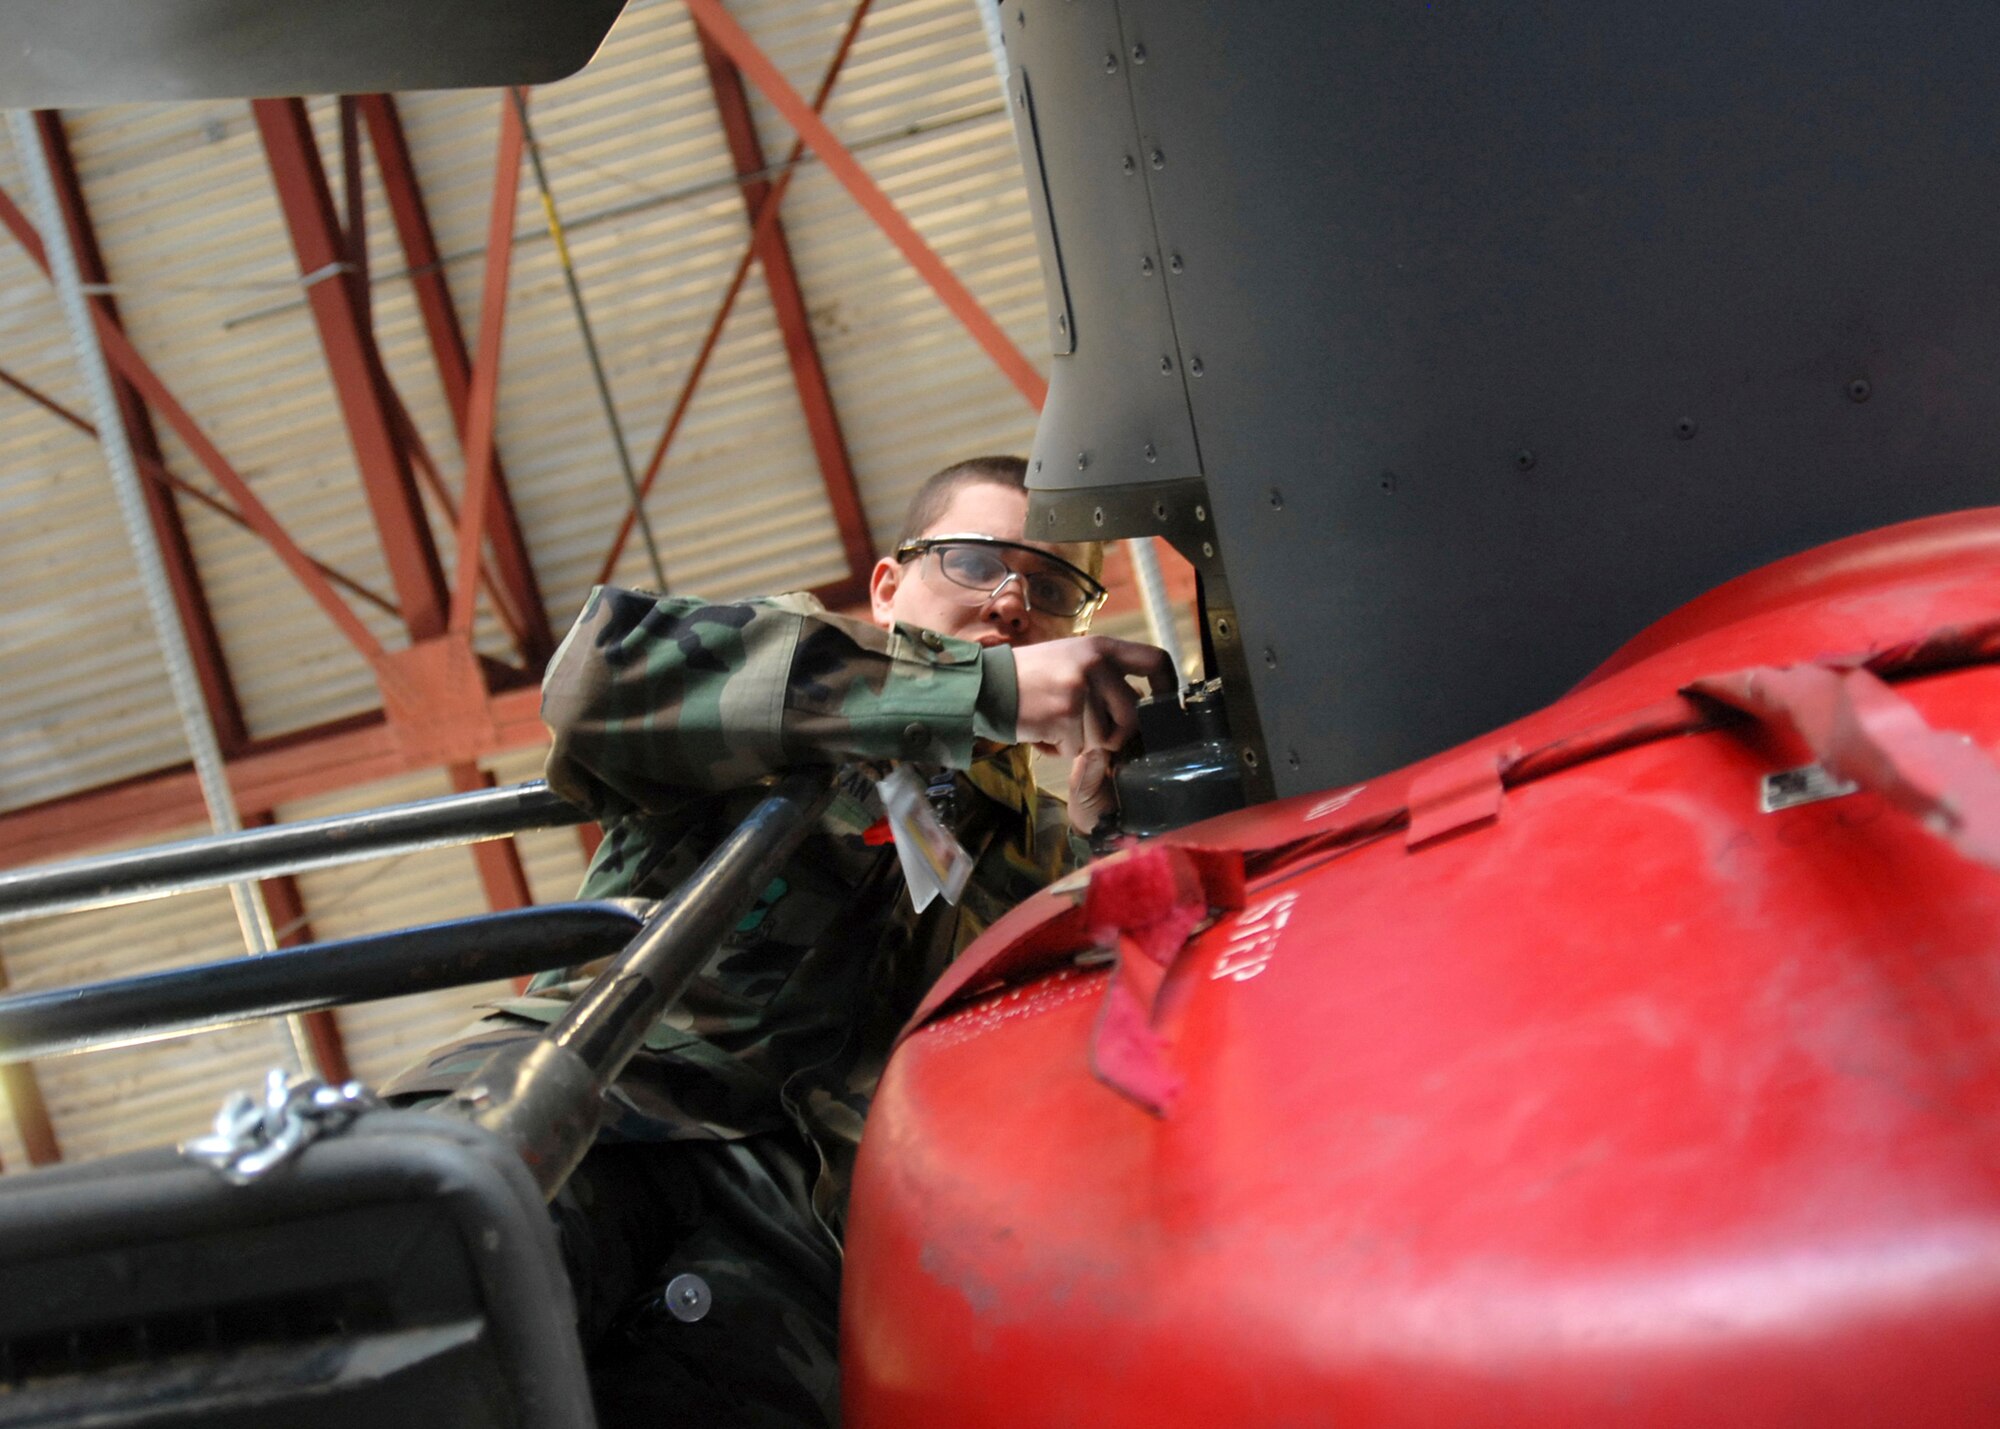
[182, 1068, 383, 1184]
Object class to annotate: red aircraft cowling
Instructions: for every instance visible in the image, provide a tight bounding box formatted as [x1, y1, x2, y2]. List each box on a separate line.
[843, 508, 2000, 1427]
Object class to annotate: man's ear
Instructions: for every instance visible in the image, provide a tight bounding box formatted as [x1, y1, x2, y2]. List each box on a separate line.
[868, 556, 903, 629]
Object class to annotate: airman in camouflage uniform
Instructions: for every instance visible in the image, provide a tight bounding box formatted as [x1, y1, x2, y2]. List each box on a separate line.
[387, 457, 1173, 1427]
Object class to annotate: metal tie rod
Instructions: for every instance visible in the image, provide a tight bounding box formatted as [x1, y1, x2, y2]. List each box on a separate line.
[0, 781, 588, 927]
[0, 901, 648, 1064]
[449, 768, 833, 1198]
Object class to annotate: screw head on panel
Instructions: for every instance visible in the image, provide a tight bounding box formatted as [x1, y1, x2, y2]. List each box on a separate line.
[1141, 255, 1155, 276]
[1143, 443, 1158, 462]
[1077, 451, 1089, 470]
[1159, 355, 1174, 373]
[1189, 357, 1205, 377]
[1103, 52, 1119, 73]
[1131, 43, 1147, 63]
[1515, 449, 1537, 471]
[1093, 507, 1106, 526]
[1268, 487, 1284, 509]
[1674, 416, 1697, 440]
[1149, 148, 1166, 169]
[1122, 154, 1136, 175]
[1168, 253, 1184, 273]
[1848, 377, 1872, 403]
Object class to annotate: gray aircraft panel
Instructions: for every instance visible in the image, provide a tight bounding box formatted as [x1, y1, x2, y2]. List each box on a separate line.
[1012, 0, 2000, 795]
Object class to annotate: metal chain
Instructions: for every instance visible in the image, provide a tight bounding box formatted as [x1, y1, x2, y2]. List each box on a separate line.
[182, 1068, 383, 1184]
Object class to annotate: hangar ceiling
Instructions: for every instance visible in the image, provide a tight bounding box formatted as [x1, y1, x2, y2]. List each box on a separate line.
[0, 0, 1190, 1171]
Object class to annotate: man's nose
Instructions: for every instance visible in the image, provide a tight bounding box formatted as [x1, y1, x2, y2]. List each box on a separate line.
[982, 574, 1031, 634]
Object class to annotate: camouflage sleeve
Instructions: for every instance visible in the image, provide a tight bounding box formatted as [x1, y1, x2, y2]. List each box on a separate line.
[542, 586, 1018, 813]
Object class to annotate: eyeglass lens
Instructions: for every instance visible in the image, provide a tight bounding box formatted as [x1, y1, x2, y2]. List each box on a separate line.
[933, 544, 1090, 616]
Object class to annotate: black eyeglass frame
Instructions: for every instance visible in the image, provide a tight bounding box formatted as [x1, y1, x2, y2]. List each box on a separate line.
[893, 533, 1109, 619]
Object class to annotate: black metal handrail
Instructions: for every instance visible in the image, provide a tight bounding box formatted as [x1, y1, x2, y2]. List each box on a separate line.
[448, 769, 834, 1198]
[0, 781, 589, 926]
[0, 901, 649, 1063]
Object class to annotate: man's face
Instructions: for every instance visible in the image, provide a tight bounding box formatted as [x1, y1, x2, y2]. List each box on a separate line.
[869, 481, 1094, 649]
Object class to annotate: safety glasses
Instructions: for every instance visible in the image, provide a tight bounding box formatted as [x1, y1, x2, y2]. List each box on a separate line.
[894, 534, 1107, 621]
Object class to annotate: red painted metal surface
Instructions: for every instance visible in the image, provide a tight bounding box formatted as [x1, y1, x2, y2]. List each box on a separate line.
[699, 32, 874, 588]
[447, 90, 526, 637]
[254, 96, 449, 644]
[0, 682, 548, 869]
[359, 92, 552, 665]
[379, 378, 535, 654]
[684, 0, 1048, 411]
[845, 507, 2000, 1426]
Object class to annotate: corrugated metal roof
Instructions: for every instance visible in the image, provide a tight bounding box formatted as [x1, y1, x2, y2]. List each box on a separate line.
[0, 0, 1204, 1170]
[0, 133, 196, 809]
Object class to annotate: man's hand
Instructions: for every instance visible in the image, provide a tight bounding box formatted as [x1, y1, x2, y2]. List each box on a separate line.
[1066, 747, 1115, 836]
[1010, 635, 1176, 760]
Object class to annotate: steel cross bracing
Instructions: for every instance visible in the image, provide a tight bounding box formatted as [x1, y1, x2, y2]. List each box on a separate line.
[0, 7, 1062, 872]
[684, 0, 1048, 412]
[357, 93, 553, 666]
[15, 111, 343, 1088]
[0, 2, 1157, 1169]
[0, 0, 1088, 1104]
[593, 0, 881, 594]
[0, 102, 555, 867]
[0, 93, 566, 1122]
[699, 24, 874, 605]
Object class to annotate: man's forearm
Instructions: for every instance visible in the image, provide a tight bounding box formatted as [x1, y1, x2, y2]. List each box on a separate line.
[542, 586, 1012, 813]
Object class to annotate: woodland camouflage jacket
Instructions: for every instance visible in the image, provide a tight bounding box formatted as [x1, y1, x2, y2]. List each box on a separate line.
[386, 587, 1080, 1228]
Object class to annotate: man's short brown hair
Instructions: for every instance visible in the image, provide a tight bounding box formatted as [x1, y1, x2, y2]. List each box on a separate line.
[896, 455, 1104, 578]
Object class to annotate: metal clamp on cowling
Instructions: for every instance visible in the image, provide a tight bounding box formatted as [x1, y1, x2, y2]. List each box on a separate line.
[1687, 661, 2000, 869]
